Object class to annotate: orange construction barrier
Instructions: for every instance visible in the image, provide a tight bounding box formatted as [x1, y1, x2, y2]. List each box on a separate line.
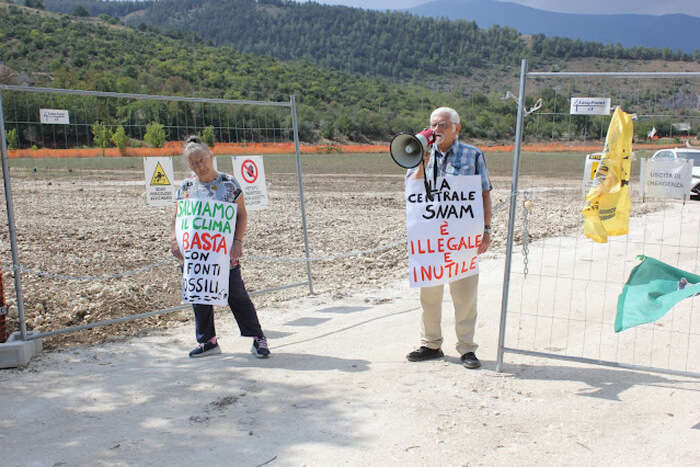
[7, 142, 388, 158]
[6, 141, 687, 158]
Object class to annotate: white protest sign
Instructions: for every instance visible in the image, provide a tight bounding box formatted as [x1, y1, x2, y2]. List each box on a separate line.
[406, 175, 484, 288]
[232, 156, 269, 210]
[39, 109, 70, 124]
[143, 157, 176, 206]
[640, 158, 693, 200]
[570, 97, 611, 115]
[176, 198, 237, 306]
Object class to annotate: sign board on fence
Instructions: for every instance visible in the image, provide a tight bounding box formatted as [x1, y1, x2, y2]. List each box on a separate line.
[570, 97, 611, 115]
[143, 157, 176, 206]
[176, 198, 237, 306]
[582, 152, 602, 193]
[672, 122, 691, 132]
[39, 109, 69, 124]
[640, 157, 693, 200]
[406, 175, 484, 288]
[232, 156, 269, 210]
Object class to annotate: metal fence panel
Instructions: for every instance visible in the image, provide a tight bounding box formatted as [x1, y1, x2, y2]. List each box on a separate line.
[0, 86, 312, 344]
[497, 62, 700, 378]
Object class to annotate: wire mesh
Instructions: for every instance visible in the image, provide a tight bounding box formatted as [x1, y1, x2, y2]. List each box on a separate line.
[500, 68, 700, 376]
[0, 87, 314, 347]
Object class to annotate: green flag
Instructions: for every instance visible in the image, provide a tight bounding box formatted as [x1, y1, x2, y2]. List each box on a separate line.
[615, 255, 700, 332]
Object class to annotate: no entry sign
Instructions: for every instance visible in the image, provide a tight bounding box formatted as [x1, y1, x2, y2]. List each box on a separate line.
[240, 159, 259, 183]
[232, 156, 268, 210]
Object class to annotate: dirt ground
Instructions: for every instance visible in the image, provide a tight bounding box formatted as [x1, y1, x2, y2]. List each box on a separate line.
[1, 240, 699, 466]
[1, 163, 699, 465]
[0, 166, 583, 349]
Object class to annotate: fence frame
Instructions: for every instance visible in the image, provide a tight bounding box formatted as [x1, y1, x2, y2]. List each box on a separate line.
[0, 85, 314, 342]
[496, 60, 700, 377]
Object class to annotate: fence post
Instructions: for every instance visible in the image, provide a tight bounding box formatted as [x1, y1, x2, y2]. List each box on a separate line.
[496, 58, 528, 372]
[290, 95, 314, 294]
[0, 91, 28, 340]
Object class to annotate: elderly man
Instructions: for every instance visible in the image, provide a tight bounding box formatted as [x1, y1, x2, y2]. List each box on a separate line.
[405, 107, 492, 369]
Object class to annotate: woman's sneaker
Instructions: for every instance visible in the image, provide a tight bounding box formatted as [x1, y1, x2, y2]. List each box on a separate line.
[189, 341, 221, 358]
[251, 337, 271, 358]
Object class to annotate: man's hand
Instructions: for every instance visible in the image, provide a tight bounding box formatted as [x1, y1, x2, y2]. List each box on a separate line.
[478, 232, 491, 255]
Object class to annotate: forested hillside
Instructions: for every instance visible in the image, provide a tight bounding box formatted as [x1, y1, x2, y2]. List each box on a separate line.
[1, 3, 698, 147]
[0, 3, 522, 146]
[46, 0, 697, 88]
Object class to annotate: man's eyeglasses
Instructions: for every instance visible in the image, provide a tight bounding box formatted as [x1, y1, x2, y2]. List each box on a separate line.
[430, 121, 452, 130]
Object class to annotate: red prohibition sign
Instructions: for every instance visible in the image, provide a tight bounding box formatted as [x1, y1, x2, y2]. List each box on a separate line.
[240, 159, 258, 183]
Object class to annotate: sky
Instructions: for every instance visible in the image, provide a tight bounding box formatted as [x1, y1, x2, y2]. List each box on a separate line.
[304, 0, 700, 18]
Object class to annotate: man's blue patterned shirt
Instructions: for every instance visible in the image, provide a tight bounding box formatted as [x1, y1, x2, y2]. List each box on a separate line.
[406, 139, 492, 191]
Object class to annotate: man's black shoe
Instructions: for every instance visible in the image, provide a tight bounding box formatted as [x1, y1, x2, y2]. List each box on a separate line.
[406, 346, 444, 362]
[460, 351, 481, 369]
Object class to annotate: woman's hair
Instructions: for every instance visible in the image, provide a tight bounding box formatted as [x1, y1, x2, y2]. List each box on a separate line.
[183, 135, 211, 164]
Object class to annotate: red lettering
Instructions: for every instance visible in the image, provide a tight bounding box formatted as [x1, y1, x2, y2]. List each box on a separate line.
[420, 266, 432, 281]
[461, 261, 469, 273]
[182, 232, 190, 250]
[215, 236, 228, 254]
[433, 265, 444, 279]
[475, 234, 482, 248]
[410, 240, 415, 255]
[459, 237, 468, 250]
[417, 240, 426, 254]
[440, 221, 449, 235]
[190, 232, 202, 250]
[426, 239, 435, 253]
[469, 256, 477, 270]
[413, 268, 417, 282]
[444, 252, 453, 264]
[437, 237, 445, 252]
[201, 233, 211, 250]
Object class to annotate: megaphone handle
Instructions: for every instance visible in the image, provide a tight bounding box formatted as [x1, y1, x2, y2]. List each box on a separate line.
[422, 158, 434, 200]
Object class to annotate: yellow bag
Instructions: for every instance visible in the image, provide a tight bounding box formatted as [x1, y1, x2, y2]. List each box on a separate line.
[582, 107, 633, 243]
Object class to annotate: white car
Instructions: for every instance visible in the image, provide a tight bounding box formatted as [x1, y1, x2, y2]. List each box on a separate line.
[650, 147, 700, 199]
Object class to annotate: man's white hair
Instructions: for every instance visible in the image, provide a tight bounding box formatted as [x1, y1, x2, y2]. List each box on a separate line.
[431, 107, 460, 125]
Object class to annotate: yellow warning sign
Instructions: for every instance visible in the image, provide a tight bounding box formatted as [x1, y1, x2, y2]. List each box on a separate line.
[150, 162, 171, 186]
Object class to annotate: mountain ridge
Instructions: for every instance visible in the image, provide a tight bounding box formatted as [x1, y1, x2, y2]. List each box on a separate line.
[409, 0, 700, 54]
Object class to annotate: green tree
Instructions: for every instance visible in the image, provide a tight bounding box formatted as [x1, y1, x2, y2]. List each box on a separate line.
[72, 6, 89, 17]
[24, 0, 44, 9]
[199, 125, 215, 146]
[144, 121, 166, 148]
[111, 125, 129, 155]
[91, 121, 112, 156]
[6, 128, 19, 150]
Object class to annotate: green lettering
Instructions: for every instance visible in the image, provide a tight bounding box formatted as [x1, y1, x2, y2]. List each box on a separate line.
[201, 201, 212, 217]
[212, 203, 224, 219]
